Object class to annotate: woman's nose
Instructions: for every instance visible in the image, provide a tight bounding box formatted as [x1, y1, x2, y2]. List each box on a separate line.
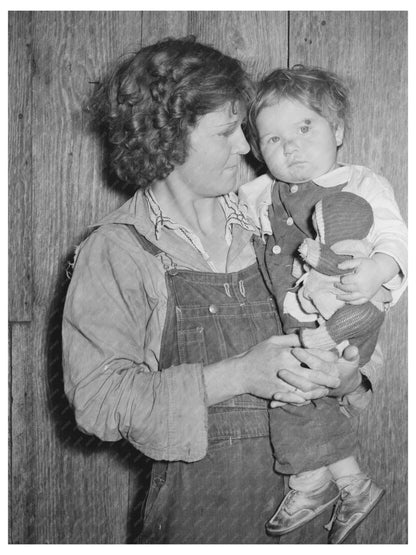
[232, 127, 250, 155]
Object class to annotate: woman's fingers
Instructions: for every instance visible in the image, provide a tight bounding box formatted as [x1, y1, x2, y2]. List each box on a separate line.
[268, 333, 301, 348]
[342, 344, 359, 362]
[293, 347, 337, 362]
[285, 347, 341, 388]
[272, 390, 306, 403]
[270, 392, 311, 408]
[277, 365, 333, 393]
[272, 386, 328, 403]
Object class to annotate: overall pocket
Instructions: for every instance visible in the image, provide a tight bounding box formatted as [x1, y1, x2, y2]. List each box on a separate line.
[177, 325, 209, 365]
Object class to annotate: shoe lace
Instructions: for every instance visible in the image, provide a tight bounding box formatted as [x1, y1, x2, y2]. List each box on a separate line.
[324, 475, 369, 531]
[324, 496, 343, 532]
[286, 490, 300, 510]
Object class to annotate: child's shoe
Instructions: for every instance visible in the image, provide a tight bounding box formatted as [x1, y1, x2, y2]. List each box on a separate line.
[266, 480, 339, 536]
[325, 476, 385, 543]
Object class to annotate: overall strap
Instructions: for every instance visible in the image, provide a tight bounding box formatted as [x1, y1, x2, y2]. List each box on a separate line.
[127, 225, 163, 256]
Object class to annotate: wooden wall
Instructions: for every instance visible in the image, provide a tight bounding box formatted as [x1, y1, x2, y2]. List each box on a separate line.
[9, 11, 407, 543]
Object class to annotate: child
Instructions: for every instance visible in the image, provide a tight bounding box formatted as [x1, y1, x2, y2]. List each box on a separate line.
[239, 66, 407, 543]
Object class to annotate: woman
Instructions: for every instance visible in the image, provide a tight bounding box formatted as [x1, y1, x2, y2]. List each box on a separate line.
[63, 36, 369, 543]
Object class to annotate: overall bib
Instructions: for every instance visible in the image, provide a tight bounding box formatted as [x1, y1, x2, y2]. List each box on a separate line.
[135, 230, 285, 544]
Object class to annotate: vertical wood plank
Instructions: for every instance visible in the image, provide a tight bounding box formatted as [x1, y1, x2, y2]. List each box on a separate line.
[188, 11, 287, 77]
[141, 11, 189, 45]
[26, 11, 148, 543]
[10, 323, 36, 542]
[8, 12, 33, 321]
[289, 11, 407, 544]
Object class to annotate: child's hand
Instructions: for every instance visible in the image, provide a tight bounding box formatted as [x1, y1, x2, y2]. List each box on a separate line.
[334, 257, 385, 305]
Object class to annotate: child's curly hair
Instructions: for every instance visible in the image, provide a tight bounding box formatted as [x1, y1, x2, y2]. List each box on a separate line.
[87, 36, 254, 190]
[247, 65, 350, 162]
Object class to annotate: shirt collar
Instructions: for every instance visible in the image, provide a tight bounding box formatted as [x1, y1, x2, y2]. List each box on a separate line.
[312, 164, 352, 188]
[143, 188, 256, 272]
[144, 187, 256, 241]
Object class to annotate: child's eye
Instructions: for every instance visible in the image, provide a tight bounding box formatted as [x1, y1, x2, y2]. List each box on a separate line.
[300, 125, 310, 134]
[269, 136, 280, 144]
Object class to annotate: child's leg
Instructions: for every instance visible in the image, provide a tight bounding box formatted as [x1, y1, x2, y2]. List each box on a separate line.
[328, 456, 363, 480]
[266, 466, 339, 536]
[289, 465, 332, 492]
[325, 457, 385, 544]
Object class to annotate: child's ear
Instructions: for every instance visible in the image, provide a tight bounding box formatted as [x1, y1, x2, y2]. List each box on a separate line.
[334, 121, 345, 146]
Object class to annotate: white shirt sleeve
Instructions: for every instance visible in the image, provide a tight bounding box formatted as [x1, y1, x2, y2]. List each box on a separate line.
[344, 169, 408, 305]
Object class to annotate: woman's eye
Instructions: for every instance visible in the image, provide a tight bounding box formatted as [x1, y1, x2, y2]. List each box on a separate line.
[269, 136, 280, 144]
[300, 125, 310, 134]
[220, 128, 237, 138]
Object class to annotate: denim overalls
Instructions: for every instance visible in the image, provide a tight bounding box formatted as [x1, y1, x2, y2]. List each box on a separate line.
[133, 230, 286, 543]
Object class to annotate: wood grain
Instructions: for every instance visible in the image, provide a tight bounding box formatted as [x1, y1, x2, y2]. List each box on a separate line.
[141, 11, 189, 45]
[9, 11, 408, 543]
[10, 323, 36, 542]
[289, 11, 408, 544]
[24, 11, 146, 543]
[9, 12, 33, 321]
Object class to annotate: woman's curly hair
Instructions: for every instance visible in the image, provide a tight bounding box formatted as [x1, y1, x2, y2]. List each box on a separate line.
[88, 36, 254, 190]
[247, 65, 350, 162]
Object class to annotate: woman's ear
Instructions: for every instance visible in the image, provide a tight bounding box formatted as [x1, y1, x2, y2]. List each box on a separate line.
[335, 121, 345, 147]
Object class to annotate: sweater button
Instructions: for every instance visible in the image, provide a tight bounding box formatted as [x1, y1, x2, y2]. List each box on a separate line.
[209, 304, 218, 314]
[290, 184, 298, 193]
[272, 245, 282, 254]
[286, 217, 294, 226]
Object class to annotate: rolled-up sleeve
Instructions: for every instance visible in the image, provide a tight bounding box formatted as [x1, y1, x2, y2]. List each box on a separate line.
[62, 228, 208, 462]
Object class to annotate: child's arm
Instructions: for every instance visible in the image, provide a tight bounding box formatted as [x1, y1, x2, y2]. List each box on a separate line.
[341, 172, 407, 305]
[335, 253, 400, 305]
[339, 171, 407, 304]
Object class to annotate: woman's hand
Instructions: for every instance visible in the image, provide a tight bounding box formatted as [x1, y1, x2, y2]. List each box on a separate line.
[270, 344, 361, 407]
[204, 334, 328, 407]
[239, 334, 329, 404]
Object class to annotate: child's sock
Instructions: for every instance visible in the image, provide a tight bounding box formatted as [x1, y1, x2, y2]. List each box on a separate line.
[289, 465, 332, 492]
[328, 456, 366, 490]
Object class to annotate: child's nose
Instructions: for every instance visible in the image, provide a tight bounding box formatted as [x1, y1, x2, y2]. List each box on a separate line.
[283, 139, 298, 155]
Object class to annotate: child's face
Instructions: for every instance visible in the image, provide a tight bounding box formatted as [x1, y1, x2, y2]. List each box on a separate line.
[256, 98, 344, 184]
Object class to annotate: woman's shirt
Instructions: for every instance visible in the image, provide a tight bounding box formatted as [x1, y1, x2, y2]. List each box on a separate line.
[62, 189, 256, 463]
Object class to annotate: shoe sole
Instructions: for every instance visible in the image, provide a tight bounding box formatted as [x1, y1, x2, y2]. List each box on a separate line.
[329, 488, 385, 544]
[266, 493, 340, 536]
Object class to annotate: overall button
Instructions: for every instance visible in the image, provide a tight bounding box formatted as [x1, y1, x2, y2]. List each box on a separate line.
[286, 217, 294, 226]
[290, 184, 298, 193]
[272, 245, 281, 254]
[209, 304, 218, 314]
